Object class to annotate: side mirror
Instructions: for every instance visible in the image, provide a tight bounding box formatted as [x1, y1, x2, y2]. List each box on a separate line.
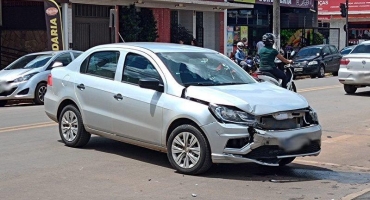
[322, 52, 329, 57]
[52, 61, 63, 68]
[139, 78, 164, 92]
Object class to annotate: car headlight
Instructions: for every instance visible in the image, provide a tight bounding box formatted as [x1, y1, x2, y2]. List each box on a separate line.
[209, 103, 256, 125]
[308, 61, 318, 65]
[13, 72, 38, 83]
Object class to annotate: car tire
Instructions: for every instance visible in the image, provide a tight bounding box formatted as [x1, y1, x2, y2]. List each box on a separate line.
[59, 105, 91, 148]
[318, 65, 325, 78]
[0, 100, 7, 107]
[279, 157, 295, 166]
[34, 82, 47, 105]
[344, 84, 357, 94]
[167, 124, 212, 175]
[289, 82, 297, 92]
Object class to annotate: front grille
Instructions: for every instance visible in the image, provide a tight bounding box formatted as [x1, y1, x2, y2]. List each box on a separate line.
[245, 140, 321, 159]
[0, 87, 17, 96]
[259, 116, 302, 130]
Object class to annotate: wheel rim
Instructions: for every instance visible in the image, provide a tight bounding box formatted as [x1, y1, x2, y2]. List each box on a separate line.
[61, 111, 78, 142]
[38, 85, 47, 102]
[320, 67, 325, 76]
[171, 132, 201, 169]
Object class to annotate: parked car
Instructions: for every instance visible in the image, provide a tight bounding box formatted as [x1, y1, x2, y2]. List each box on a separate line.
[0, 50, 82, 107]
[44, 43, 322, 175]
[292, 44, 342, 78]
[338, 41, 370, 94]
[340, 45, 356, 56]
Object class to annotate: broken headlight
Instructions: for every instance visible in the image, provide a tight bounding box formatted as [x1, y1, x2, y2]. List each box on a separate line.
[209, 103, 256, 125]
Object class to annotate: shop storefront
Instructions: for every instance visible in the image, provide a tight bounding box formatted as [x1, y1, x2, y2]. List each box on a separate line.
[227, 0, 317, 57]
[318, 0, 370, 49]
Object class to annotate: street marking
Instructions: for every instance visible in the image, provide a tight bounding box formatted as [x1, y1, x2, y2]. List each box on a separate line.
[298, 85, 342, 93]
[342, 187, 370, 200]
[294, 159, 370, 171]
[0, 122, 57, 133]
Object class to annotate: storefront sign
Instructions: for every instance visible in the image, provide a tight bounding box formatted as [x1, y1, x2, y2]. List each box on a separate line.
[319, 0, 370, 14]
[229, 0, 256, 3]
[44, 0, 64, 51]
[256, 0, 314, 9]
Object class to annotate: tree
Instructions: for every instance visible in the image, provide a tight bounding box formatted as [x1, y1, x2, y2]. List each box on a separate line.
[138, 8, 158, 42]
[119, 4, 142, 42]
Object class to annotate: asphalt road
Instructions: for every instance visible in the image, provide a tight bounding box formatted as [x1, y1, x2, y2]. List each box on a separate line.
[1, 76, 370, 200]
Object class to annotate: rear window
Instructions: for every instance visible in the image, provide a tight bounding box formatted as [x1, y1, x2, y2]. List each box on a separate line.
[351, 44, 370, 54]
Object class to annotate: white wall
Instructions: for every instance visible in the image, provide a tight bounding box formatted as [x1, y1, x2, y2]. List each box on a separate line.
[329, 19, 346, 50]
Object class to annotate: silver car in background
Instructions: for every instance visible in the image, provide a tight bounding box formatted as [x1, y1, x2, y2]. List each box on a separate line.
[0, 50, 82, 106]
[339, 41, 370, 94]
[44, 43, 322, 175]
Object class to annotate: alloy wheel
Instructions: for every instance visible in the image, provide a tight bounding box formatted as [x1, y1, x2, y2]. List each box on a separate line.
[171, 132, 201, 169]
[38, 85, 47, 103]
[61, 110, 79, 142]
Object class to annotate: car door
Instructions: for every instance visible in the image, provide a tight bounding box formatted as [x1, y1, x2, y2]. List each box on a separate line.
[321, 46, 334, 72]
[74, 50, 122, 133]
[110, 51, 164, 145]
[329, 45, 342, 72]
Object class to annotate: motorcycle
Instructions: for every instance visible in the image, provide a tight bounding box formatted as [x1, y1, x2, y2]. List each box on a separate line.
[252, 51, 297, 92]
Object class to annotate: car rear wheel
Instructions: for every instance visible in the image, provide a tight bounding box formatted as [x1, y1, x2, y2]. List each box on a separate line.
[279, 157, 295, 166]
[344, 84, 357, 94]
[318, 66, 325, 78]
[34, 82, 47, 105]
[59, 105, 91, 147]
[167, 124, 212, 175]
[0, 100, 7, 107]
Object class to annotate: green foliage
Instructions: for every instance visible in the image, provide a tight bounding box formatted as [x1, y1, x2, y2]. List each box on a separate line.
[138, 8, 158, 42]
[119, 4, 158, 42]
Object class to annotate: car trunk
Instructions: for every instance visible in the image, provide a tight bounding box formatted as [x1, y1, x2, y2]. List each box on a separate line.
[344, 54, 370, 71]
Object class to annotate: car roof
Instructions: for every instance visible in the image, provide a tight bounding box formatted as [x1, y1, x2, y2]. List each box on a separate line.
[92, 42, 219, 53]
[26, 50, 83, 56]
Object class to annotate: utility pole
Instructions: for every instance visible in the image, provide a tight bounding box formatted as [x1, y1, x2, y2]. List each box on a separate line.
[273, 0, 280, 51]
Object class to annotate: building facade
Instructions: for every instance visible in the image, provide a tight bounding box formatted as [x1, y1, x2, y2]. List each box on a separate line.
[318, 0, 370, 50]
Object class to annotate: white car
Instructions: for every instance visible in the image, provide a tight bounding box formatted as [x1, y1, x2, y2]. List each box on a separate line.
[338, 41, 370, 94]
[44, 43, 321, 175]
[0, 50, 82, 106]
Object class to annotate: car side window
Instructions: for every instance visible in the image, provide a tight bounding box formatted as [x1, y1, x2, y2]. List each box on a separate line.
[81, 51, 120, 79]
[72, 52, 82, 59]
[54, 53, 73, 66]
[122, 53, 161, 85]
[322, 46, 331, 55]
[329, 46, 338, 54]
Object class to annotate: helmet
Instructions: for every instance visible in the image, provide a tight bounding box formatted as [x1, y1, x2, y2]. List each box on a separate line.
[262, 33, 275, 46]
[237, 42, 244, 50]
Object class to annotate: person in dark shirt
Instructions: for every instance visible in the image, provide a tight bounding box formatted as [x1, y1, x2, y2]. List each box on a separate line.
[258, 33, 293, 89]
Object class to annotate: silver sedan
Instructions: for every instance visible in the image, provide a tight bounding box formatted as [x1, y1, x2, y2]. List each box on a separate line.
[339, 41, 370, 94]
[44, 43, 322, 175]
[0, 50, 82, 106]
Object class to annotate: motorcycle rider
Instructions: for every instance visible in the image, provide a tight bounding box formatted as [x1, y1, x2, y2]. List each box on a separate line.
[258, 33, 293, 89]
[234, 42, 250, 71]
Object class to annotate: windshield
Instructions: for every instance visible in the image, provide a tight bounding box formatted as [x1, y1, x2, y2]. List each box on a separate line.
[351, 44, 370, 54]
[156, 52, 256, 86]
[4, 54, 53, 70]
[296, 47, 321, 57]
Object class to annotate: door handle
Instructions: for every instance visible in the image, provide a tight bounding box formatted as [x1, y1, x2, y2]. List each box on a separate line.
[77, 84, 85, 90]
[113, 93, 123, 101]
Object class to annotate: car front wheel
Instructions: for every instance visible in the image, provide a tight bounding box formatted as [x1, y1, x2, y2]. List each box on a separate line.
[167, 124, 212, 175]
[34, 82, 47, 105]
[59, 105, 91, 147]
[318, 65, 325, 78]
[344, 84, 357, 94]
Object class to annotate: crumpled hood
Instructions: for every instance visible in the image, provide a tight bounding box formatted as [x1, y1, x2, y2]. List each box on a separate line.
[0, 69, 34, 81]
[185, 82, 309, 116]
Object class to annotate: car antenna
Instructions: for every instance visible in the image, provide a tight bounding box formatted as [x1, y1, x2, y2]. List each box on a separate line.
[118, 32, 125, 43]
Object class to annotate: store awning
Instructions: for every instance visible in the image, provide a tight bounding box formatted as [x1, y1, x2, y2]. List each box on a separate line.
[69, 0, 254, 12]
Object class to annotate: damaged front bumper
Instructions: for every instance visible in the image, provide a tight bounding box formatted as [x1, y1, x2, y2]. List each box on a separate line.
[202, 122, 322, 166]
